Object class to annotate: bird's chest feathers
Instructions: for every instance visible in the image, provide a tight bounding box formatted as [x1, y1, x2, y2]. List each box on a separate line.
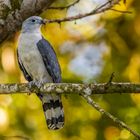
[19, 33, 42, 62]
[23, 49, 40, 63]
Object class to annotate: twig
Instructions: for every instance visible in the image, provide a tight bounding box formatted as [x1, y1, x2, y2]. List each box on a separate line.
[48, 0, 80, 10]
[107, 72, 115, 84]
[2, 135, 30, 140]
[82, 94, 140, 139]
[105, 72, 115, 89]
[123, 0, 126, 4]
[46, 0, 121, 23]
[110, 8, 132, 14]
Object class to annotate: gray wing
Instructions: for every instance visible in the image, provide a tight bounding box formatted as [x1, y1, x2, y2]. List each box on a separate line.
[37, 37, 61, 83]
[17, 51, 32, 82]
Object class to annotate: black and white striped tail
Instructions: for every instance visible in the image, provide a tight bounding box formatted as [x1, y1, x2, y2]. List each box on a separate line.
[37, 93, 64, 130]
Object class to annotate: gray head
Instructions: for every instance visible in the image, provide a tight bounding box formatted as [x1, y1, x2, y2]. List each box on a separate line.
[22, 16, 46, 33]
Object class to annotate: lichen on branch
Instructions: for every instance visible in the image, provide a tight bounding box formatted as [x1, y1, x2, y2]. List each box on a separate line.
[0, 82, 140, 139]
[0, 82, 140, 94]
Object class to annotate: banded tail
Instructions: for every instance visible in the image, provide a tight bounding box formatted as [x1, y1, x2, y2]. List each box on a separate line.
[37, 93, 64, 130]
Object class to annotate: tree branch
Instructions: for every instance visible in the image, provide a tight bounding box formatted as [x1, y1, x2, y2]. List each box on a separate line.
[82, 94, 140, 139]
[46, 0, 122, 24]
[0, 82, 140, 94]
[0, 82, 140, 139]
[48, 0, 80, 10]
[0, 0, 124, 43]
[1, 135, 30, 140]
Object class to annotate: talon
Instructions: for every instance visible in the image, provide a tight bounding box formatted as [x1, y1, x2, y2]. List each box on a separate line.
[29, 80, 44, 89]
[29, 81, 36, 89]
[35, 81, 44, 88]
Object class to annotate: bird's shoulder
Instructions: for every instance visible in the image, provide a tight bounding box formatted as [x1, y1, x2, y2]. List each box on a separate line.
[37, 37, 62, 83]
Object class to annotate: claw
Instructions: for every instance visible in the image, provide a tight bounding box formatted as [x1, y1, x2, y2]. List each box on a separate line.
[29, 81, 36, 89]
[35, 81, 44, 88]
[29, 80, 44, 89]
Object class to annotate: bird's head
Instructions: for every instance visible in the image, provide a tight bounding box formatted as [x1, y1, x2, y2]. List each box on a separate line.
[22, 16, 46, 33]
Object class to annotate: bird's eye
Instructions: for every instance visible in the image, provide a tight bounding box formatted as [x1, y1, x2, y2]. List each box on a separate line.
[32, 19, 36, 22]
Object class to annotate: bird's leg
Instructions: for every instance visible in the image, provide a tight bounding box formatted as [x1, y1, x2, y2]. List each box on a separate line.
[29, 80, 44, 89]
[28, 80, 45, 97]
[27, 80, 37, 95]
[32, 80, 45, 100]
[29, 80, 37, 89]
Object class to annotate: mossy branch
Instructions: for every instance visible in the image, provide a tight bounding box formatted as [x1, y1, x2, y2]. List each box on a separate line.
[0, 82, 140, 95]
[0, 82, 140, 139]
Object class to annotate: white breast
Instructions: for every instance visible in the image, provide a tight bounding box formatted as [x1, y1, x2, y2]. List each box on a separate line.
[18, 32, 53, 82]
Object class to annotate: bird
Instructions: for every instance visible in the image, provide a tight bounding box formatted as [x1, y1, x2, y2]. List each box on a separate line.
[17, 16, 64, 130]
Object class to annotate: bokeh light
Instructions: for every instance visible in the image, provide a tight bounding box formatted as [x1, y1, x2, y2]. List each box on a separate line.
[0, 108, 9, 132]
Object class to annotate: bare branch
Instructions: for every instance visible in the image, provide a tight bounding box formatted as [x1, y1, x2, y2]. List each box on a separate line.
[82, 94, 140, 139]
[46, 0, 121, 24]
[107, 72, 115, 85]
[48, 0, 80, 10]
[2, 135, 30, 140]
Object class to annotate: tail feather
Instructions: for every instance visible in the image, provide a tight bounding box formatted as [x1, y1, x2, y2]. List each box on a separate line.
[37, 93, 64, 130]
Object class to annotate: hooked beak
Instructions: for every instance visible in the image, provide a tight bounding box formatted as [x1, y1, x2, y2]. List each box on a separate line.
[41, 19, 47, 25]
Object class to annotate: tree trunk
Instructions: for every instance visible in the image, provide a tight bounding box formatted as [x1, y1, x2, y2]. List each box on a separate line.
[0, 0, 56, 43]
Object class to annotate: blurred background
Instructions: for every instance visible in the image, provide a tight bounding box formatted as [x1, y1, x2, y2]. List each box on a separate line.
[0, 0, 139, 139]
